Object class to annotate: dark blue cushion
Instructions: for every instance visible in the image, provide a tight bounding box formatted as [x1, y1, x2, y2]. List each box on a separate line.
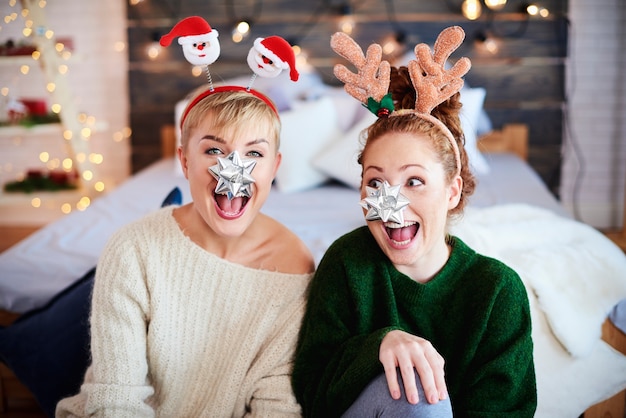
[0, 187, 182, 417]
[161, 186, 182, 207]
[0, 268, 94, 417]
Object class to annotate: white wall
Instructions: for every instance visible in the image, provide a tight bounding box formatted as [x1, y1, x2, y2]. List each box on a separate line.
[0, 1, 129, 192]
[561, 0, 626, 229]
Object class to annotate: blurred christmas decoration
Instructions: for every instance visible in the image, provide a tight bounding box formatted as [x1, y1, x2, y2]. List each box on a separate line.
[4, 168, 79, 193]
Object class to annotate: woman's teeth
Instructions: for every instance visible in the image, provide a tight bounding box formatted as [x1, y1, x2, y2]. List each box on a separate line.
[215, 194, 248, 215]
[384, 221, 419, 245]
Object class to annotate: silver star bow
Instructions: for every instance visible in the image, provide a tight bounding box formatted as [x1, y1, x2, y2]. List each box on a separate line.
[209, 151, 256, 200]
[360, 181, 410, 224]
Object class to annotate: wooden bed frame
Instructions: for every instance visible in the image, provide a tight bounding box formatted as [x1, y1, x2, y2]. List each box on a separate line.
[1, 123, 624, 416]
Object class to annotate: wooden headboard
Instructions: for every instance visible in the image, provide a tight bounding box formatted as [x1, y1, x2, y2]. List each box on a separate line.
[477, 123, 529, 161]
[159, 123, 529, 162]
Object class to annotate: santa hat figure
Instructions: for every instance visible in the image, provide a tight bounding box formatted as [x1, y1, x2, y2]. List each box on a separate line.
[160, 16, 220, 67]
[250, 36, 299, 81]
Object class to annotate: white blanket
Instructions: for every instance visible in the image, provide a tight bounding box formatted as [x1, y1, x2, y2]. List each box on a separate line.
[451, 204, 626, 416]
[450, 204, 626, 357]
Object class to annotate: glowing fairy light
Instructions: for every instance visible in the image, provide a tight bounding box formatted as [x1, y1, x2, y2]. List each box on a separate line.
[77, 196, 91, 211]
[94, 181, 105, 192]
[114, 41, 126, 52]
[89, 153, 103, 164]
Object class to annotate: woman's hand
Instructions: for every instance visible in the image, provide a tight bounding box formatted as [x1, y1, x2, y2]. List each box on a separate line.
[379, 329, 448, 405]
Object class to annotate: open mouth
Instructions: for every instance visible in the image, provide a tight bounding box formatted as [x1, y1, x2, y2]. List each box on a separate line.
[384, 221, 419, 246]
[214, 193, 249, 219]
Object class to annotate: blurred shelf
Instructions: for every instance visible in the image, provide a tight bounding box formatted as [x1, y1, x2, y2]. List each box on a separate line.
[0, 53, 82, 66]
[0, 120, 109, 137]
[0, 188, 93, 226]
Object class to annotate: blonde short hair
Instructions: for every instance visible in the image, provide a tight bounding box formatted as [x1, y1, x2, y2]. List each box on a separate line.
[180, 86, 281, 152]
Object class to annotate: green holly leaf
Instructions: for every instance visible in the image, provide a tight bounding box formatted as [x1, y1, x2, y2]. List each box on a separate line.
[365, 93, 394, 117]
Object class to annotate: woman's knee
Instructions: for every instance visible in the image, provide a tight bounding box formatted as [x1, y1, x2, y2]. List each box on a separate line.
[342, 369, 452, 418]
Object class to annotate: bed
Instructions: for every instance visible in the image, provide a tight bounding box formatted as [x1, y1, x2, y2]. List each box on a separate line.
[1, 76, 626, 417]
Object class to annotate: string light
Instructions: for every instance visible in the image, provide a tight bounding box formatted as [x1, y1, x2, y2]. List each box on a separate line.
[484, 0, 507, 10]
[526, 4, 550, 17]
[114, 41, 126, 52]
[232, 20, 251, 43]
[145, 32, 162, 60]
[462, 0, 482, 20]
[191, 66, 203, 77]
[94, 181, 105, 192]
[226, 0, 261, 42]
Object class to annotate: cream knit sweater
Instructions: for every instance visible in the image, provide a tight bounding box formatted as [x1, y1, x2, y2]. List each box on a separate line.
[56, 207, 312, 417]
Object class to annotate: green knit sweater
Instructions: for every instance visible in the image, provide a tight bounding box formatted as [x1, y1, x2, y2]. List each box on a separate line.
[292, 227, 536, 418]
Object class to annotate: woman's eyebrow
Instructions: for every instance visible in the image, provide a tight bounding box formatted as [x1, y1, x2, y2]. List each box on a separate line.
[247, 138, 270, 147]
[200, 135, 224, 143]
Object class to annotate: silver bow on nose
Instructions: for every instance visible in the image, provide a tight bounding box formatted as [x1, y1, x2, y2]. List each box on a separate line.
[360, 181, 409, 224]
[209, 151, 256, 200]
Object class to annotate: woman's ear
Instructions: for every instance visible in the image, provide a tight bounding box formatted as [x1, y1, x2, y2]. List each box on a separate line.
[177, 146, 189, 179]
[447, 175, 463, 210]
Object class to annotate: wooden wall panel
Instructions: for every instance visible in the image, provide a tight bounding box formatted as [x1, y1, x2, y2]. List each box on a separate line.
[127, 0, 569, 195]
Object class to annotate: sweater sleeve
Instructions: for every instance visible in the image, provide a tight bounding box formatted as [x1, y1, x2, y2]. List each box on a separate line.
[245, 286, 310, 418]
[458, 267, 537, 418]
[292, 241, 397, 418]
[57, 226, 156, 417]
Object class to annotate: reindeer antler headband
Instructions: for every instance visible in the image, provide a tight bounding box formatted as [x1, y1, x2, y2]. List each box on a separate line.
[330, 26, 471, 176]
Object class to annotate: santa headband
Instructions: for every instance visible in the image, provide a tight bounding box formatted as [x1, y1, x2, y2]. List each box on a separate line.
[160, 16, 298, 127]
[330, 26, 471, 177]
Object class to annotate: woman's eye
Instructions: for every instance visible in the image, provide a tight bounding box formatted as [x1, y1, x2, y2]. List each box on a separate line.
[408, 178, 424, 187]
[205, 148, 222, 155]
[247, 150, 263, 158]
[367, 179, 383, 189]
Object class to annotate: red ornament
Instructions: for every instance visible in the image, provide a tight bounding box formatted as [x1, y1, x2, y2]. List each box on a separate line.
[377, 108, 391, 118]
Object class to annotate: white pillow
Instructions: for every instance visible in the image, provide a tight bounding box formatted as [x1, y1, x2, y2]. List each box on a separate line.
[459, 87, 491, 175]
[313, 87, 491, 188]
[275, 96, 343, 192]
[312, 112, 377, 190]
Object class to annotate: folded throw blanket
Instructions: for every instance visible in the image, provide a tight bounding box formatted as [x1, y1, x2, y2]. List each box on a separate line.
[450, 204, 626, 357]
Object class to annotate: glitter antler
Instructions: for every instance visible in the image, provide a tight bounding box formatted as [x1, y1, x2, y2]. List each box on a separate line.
[330, 32, 392, 115]
[330, 26, 472, 176]
[409, 26, 471, 114]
